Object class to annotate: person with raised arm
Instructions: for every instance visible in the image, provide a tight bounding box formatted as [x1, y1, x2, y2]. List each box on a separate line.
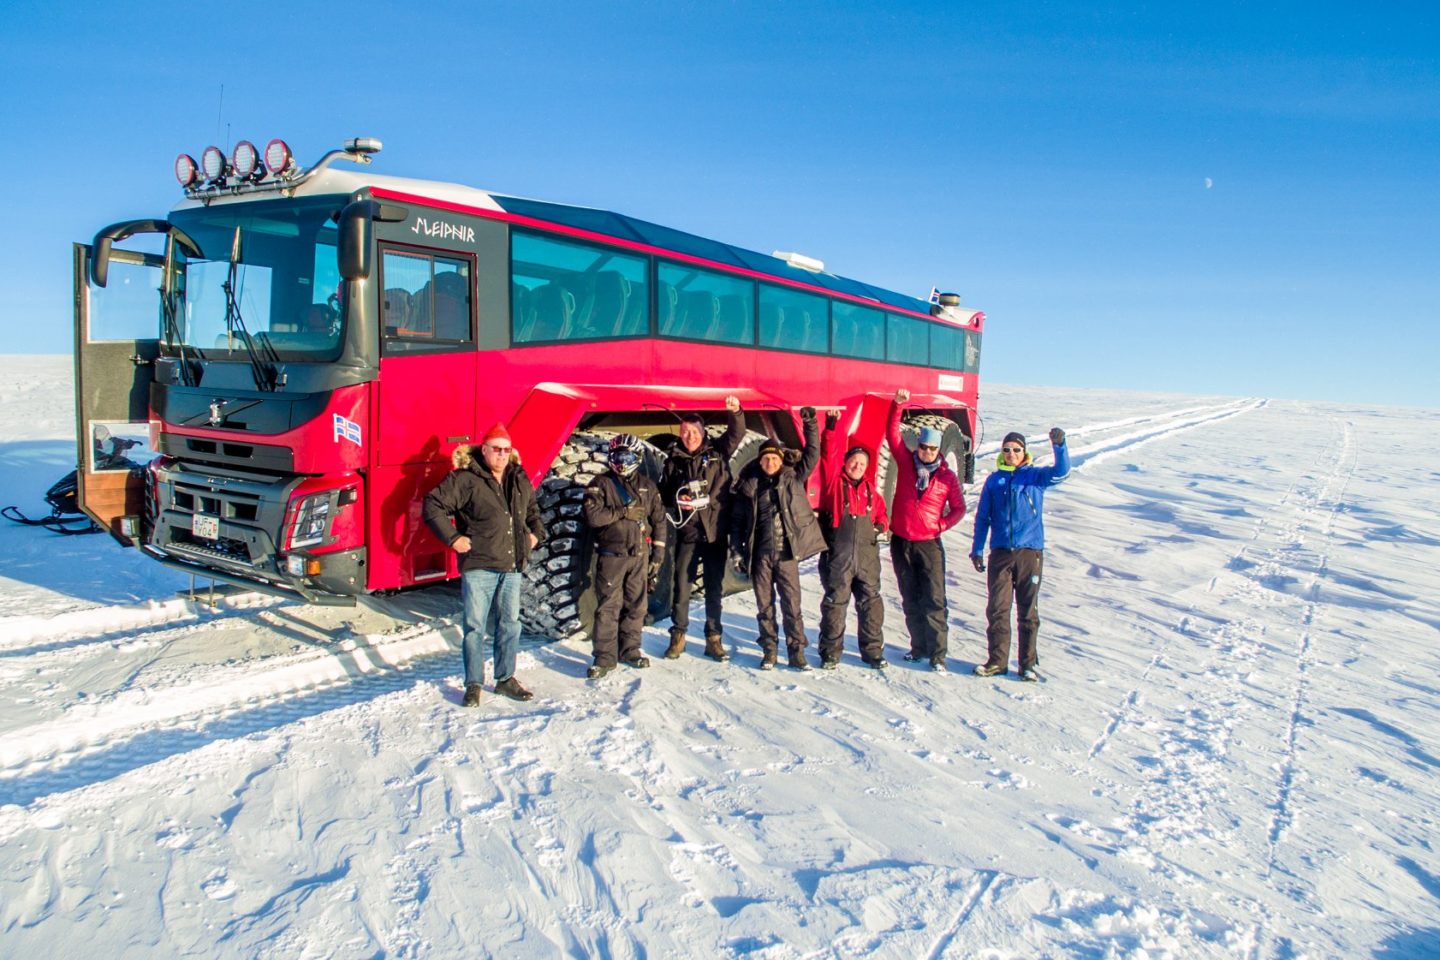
[886, 388, 966, 671]
[816, 412, 889, 669]
[970, 427, 1071, 682]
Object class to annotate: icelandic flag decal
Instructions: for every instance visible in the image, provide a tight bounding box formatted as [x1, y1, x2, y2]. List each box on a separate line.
[333, 414, 363, 446]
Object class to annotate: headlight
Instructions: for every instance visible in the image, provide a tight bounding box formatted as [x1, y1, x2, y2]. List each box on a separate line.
[287, 492, 333, 549]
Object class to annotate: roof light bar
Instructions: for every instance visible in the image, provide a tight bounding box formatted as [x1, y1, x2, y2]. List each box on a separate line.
[264, 138, 294, 176]
[174, 154, 199, 188]
[231, 140, 261, 180]
[200, 145, 227, 182]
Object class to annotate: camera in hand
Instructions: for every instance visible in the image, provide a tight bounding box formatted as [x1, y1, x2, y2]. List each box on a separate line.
[677, 479, 710, 511]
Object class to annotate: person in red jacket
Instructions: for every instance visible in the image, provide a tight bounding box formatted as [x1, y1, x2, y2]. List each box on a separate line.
[817, 413, 890, 669]
[887, 388, 966, 670]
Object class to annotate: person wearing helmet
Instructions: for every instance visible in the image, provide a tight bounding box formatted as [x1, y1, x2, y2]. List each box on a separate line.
[970, 427, 1070, 682]
[582, 433, 667, 679]
[729, 407, 825, 671]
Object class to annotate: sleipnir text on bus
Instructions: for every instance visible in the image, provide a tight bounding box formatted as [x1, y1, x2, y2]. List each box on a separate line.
[411, 217, 476, 243]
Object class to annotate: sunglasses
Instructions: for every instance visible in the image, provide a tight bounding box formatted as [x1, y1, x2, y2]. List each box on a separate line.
[484, 443, 513, 454]
[917, 444, 939, 452]
[1001, 446, 1024, 453]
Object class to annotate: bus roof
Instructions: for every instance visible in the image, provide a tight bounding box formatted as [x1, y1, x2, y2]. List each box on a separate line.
[175, 164, 939, 317]
[487, 193, 935, 316]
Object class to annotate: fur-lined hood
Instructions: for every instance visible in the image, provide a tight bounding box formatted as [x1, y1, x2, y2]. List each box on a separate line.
[452, 444, 523, 472]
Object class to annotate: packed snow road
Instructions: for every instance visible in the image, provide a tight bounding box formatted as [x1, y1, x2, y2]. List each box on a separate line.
[1, 360, 1436, 958]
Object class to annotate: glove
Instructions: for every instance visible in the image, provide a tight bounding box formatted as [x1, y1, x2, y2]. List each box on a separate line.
[624, 501, 646, 522]
[1049, 427, 1066, 446]
[731, 553, 749, 577]
[800, 406, 816, 423]
[647, 559, 662, 592]
[971, 554, 986, 573]
[825, 411, 839, 430]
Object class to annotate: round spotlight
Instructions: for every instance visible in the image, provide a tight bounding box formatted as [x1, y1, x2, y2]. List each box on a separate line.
[232, 140, 260, 179]
[264, 138, 293, 176]
[175, 154, 199, 188]
[201, 145, 227, 181]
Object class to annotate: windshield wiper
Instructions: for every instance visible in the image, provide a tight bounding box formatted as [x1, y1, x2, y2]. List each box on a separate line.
[221, 226, 280, 392]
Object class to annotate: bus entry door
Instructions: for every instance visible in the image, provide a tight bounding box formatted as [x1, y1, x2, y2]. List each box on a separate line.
[72, 242, 163, 544]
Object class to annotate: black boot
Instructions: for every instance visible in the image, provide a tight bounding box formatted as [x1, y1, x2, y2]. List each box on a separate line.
[462, 683, 482, 707]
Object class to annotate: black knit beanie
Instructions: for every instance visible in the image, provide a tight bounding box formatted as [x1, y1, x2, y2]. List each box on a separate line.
[1002, 432, 1027, 449]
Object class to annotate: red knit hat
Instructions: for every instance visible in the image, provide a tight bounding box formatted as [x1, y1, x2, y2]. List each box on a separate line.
[482, 422, 512, 446]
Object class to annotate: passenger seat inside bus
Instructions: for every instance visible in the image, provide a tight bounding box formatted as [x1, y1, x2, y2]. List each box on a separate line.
[529, 283, 575, 341]
[680, 290, 719, 341]
[383, 287, 412, 337]
[713, 294, 749, 343]
[431, 271, 469, 339]
[582, 270, 631, 338]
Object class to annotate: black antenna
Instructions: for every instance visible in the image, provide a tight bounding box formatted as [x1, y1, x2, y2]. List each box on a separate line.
[215, 84, 225, 146]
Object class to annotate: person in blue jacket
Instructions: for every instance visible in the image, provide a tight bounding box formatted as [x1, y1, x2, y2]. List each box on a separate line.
[969, 427, 1070, 681]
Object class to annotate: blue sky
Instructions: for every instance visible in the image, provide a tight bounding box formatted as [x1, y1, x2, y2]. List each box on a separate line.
[2, 1, 1435, 407]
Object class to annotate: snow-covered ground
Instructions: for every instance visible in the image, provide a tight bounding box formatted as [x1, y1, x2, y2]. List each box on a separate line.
[1, 355, 1437, 959]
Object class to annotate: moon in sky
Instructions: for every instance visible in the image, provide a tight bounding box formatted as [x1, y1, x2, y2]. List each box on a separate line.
[1204, 177, 1213, 189]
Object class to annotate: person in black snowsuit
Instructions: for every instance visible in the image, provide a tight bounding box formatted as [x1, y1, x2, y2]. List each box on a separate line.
[817, 413, 890, 669]
[658, 395, 746, 662]
[582, 434, 667, 679]
[729, 407, 825, 671]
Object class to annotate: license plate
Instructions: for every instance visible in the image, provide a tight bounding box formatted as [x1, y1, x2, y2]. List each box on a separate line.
[192, 514, 220, 540]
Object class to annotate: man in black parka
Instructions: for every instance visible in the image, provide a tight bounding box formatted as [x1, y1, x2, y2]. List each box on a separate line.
[582, 433, 667, 679]
[730, 407, 825, 671]
[658, 394, 746, 662]
[422, 422, 546, 706]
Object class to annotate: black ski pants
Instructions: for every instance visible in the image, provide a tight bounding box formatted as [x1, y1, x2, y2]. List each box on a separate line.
[984, 548, 1043, 671]
[890, 534, 948, 661]
[818, 534, 885, 663]
[670, 535, 728, 638]
[750, 550, 806, 653]
[592, 553, 647, 667]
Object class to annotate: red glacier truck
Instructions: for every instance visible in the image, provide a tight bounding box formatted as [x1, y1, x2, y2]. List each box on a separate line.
[74, 137, 984, 638]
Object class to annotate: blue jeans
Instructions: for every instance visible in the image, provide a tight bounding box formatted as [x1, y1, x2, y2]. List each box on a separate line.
[460, 568, 522, 686]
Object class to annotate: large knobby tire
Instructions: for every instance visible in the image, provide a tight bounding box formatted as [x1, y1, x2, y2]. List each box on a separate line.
[521, 431, 665, 642]
[877, 414, 970, 512]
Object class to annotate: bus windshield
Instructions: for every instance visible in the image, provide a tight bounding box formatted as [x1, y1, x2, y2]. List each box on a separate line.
[168, 196, 344, 362]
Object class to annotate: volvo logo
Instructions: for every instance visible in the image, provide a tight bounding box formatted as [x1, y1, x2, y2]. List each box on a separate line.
[208, 399, 227, 426]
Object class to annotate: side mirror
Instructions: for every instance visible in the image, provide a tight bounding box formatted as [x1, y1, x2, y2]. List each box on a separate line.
[338, 200, 409, 280]
[91, 220, 201, 287]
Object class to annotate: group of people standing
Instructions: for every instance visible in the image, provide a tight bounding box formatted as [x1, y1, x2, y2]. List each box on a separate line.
[423, 391, 1069, 706]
